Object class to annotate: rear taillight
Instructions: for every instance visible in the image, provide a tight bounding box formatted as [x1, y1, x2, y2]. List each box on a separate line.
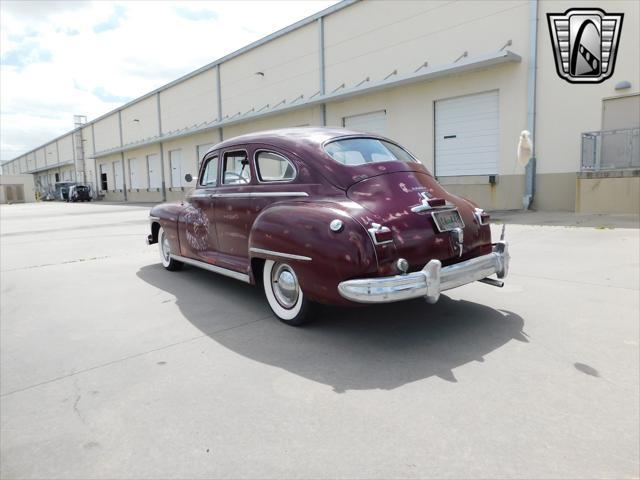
[474, 208, 490, 225]
[427, 197, 446, 207]
[368, 223, 393, 245]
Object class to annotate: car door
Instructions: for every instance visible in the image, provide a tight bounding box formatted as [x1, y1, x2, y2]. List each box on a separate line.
[180, 152, 220, 262]
[212, 147, 256, 272]
[250, 147, 306, 214]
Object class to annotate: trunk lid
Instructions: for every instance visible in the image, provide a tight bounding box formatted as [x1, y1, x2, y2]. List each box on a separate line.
[346, 171, 491, 272]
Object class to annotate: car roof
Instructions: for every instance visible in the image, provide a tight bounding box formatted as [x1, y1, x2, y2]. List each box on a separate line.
[212, 127, 376, 151]
[206, 127, 428, 190]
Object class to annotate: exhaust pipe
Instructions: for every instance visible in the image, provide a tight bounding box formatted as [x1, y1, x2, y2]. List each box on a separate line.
[478, 277, 504, 288]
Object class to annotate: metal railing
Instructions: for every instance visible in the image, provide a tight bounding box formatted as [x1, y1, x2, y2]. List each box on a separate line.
[581, 128, 639, 171]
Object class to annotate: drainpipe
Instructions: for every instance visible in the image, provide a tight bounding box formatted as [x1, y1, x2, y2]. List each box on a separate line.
[523, 0, 538, 210]
[118, 110, 127, 201]
[318, 17, 326, 126]
[216, 64, 223, 142]
[156, 92, 166, 201]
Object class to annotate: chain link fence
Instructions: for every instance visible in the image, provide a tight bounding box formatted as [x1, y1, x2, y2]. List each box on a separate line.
[581, 128, 639, 171]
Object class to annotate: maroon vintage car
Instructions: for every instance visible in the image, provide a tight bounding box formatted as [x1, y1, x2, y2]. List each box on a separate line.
[146, 128, 509, 325]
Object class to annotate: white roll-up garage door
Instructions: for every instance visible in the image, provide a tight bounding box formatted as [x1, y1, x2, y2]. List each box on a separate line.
[343, 110, 387, 136]
[435, 90, 499, 177]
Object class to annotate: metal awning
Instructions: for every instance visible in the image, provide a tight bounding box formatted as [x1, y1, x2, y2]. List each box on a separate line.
[26, 160, 74, 175]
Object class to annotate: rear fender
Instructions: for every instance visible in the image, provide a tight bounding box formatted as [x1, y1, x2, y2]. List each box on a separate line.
[249, 202, 378, 305]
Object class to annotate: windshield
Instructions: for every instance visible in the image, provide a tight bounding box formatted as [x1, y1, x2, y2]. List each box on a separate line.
[324, 138, 417, 166]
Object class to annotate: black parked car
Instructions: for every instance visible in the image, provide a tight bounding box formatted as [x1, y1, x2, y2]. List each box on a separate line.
[68, 185, 92, 202]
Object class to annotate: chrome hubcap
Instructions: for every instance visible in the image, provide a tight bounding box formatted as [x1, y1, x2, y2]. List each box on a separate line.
[161, 233, 170, 262]
[271, 263, 299, 309]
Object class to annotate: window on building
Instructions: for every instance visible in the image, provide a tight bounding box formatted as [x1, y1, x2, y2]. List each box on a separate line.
[255, 151, 296, 182]
[55, 173, 60, 183]
[170, 149, 184, 187]
[200, 156, 219, 186]
[197, 144, 215, 168]
[147, 154, 161, 189]
[222, 151, 250, 184]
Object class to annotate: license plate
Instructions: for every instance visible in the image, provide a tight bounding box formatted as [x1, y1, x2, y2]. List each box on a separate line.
[431, 209, 464, 232]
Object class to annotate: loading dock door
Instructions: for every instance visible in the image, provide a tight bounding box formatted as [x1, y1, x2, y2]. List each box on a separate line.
[343, 110, 387, 136]
[435, 91, 499, 176]
[147, 154, 162, 189]
[114, 161, 123, 190]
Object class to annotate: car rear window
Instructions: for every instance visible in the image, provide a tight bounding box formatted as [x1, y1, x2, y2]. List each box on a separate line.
[324, 138, 417, 166]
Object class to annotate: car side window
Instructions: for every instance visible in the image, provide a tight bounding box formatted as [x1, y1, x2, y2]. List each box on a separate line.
[200, 155, 219, 186]
[255, 151, 296, 182]
[222, 151, 250, 184]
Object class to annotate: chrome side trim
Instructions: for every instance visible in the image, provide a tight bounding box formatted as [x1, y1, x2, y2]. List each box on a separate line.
[170, 254, 251, 283]
[188, 193, 214, 199]
[211, 191, 309, 198]
[249, 247, 312, 261]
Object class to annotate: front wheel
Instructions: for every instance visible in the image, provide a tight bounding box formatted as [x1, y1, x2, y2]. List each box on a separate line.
[158, 226, 183, 271]
[263, 260, 314, 326]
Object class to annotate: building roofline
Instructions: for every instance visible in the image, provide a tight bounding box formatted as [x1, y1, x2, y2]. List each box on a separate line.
[4, 0, 357, 164]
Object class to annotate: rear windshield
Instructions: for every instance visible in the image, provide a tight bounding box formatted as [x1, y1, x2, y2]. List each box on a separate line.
[324, 138, 417, 166]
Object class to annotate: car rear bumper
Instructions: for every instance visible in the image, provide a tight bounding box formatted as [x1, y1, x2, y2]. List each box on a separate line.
[337, 241, 510, 304]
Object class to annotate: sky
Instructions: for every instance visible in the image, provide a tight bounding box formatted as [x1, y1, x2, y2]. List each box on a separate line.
[0, 0, 338, 162]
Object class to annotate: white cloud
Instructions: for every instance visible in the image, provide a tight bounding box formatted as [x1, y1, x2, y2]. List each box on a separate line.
[0, 0, 338, 161]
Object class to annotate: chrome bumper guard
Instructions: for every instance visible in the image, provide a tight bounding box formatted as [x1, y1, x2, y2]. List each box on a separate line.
[338, 241, 510, 304]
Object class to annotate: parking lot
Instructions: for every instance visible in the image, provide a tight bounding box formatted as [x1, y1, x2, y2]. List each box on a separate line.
[1, 202, 638, 479]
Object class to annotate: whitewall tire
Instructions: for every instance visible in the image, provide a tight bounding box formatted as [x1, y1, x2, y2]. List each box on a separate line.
[263, 260, 314, 326]
[158, 226, 183, 271]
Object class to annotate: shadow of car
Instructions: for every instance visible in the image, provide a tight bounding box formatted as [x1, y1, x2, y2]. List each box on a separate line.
[137, 264, 527, 392]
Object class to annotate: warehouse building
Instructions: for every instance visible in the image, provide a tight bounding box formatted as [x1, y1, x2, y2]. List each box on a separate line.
[2, 0, 639, 213]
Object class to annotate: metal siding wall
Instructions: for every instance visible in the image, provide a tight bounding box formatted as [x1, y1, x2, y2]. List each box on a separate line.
[122, 96, 159, 145]
[220, 22, 319, 120]
[58, 135, 74, 163]
[324, 1, 529, 96]
[26, 153, 35, 172]
[536, 0, 640, 174]
[160, 69, 218, 134]
[35, 148, 46, 169]
[93, 113, 121, 152]
[45, 143, 58, 165]
[82, 126, 94, 157]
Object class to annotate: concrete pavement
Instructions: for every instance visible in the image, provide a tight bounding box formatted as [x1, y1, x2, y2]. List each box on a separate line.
[1, 202, 638, 479]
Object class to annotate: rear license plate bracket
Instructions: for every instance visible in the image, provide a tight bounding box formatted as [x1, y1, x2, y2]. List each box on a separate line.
[431, 209, 464, 232]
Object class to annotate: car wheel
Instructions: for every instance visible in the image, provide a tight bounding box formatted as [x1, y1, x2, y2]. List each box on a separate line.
[263, 260, 314, 326]
[158, 226, 183, 271]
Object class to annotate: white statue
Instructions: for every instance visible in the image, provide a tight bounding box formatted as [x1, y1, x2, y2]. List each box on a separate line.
[517, 130, 533, 166]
